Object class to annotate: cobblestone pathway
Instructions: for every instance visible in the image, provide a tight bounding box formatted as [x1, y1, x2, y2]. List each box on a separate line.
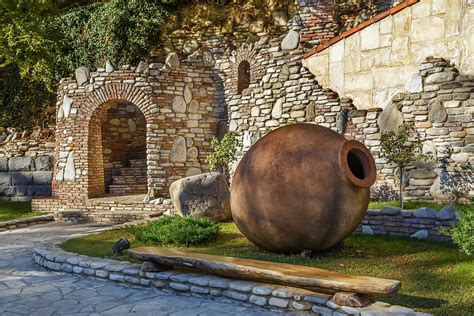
[0, 223, 280, 316]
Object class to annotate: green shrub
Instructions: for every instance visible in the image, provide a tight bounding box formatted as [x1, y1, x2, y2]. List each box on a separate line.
[443, 204, 474, 256]
[127, 215, 219, 247]
[206, 132, 237, 175]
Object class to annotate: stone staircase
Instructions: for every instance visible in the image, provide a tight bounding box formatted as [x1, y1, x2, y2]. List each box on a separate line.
[109, 159, 147, 195]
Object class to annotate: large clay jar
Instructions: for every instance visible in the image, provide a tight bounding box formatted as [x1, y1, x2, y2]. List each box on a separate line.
[230, 124, 376, 253]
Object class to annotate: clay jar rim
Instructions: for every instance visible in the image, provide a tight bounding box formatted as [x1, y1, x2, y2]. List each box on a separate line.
[338, 139, 377, 188]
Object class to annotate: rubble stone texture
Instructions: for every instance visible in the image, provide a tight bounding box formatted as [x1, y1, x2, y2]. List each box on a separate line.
[21, 0, 473, 224]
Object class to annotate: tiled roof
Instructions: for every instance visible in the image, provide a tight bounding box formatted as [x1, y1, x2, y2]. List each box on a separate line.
[303, 0, 420, 59]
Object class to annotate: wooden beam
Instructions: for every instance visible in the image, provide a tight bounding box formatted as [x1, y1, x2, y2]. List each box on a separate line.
[129, 247, 401, 296]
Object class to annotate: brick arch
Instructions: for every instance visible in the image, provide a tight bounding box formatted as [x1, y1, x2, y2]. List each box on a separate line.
[83, 84, 154, 197]
[83, 83, 155, 123]
[231, 43, 262, 94]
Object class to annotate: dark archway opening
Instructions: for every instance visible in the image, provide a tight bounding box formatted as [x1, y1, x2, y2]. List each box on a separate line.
[237, 60, 251, 94]
[101, 102, 147, 194]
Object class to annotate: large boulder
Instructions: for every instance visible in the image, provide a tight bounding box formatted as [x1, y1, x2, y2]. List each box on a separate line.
[169, 172, 231, 222]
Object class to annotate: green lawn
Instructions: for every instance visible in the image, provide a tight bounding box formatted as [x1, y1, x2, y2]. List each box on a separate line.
[61, 222, 474, 315]
[0, 201, 46, 222]
[368, 200, 446, 210]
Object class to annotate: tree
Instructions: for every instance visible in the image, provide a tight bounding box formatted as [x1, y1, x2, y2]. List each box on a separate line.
[0, 0, 60, 89]
[206, 132, 237, 176]
[380, 124, 430, 209]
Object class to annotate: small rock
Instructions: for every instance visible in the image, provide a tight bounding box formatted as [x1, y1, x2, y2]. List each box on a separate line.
[332, 292, 373, 307]
[183, 84, 192, 104]
[362, 225, 374, 235]
[105, 60, 115, 72]
[291, 300, 312, 311]
[272, 98, 283, 119]
[151, 198, 164, 205]
[380, 206, 401, 215]
[136, 61, 148, 73]
[378, 102, 403, 133]
[269, 297, 289, 308]
[281, 30, 300, 51]
[202, 51, 215, 67]
[428, 99, 448, 123]
[165, 52, 180, 69]
[64, 153, 76, 181]
[413, 207, 437, 218]
[409, 169, 437, 179]
[169, 172, 231, 222]
[249, 294, 267, 306]
[75, 66, 90, 86]
[425, 71, 457, 84]
[312, 305, 333, 315]
[109, 118, 121, 126]
[62, 95, 73, 118]
[252, 285, 274, 296]
[170, 136, 187, 162]
[172, 96, 187, 113]
[411, 229, 429, 239]
[436, 205, 456, 220]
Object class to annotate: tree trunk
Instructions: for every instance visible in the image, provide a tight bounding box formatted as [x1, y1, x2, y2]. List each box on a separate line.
[399, 166, 404, 209]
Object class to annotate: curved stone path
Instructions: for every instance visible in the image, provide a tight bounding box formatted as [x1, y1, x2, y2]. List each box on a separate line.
[0, 223, 282, 316]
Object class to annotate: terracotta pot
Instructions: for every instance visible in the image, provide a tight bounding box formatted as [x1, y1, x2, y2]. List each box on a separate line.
[230, 124, 376, 253]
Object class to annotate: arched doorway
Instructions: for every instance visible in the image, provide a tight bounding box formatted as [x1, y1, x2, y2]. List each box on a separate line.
[88, 100, 147, 197]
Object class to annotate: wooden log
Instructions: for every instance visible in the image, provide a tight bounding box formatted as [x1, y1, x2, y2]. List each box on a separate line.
[128, 247, 401, 296]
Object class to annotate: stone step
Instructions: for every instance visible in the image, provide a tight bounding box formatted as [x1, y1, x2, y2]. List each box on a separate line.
[109, 184, 147, 194]
[129, 159, 146, 168]
[111, 175, 147, 184]
[118, 168, 147, 176]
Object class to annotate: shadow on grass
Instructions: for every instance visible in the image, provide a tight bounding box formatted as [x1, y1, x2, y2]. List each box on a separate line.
[379, 293, 446, 310]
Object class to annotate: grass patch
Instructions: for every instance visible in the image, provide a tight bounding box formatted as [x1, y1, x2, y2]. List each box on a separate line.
[61, 222, 474, 315]
[0, 201, 45, 222]
[369, 200, 448, 210]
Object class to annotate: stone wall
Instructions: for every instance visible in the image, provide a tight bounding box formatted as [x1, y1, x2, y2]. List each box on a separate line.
[303, 0, 474, 110]
[52, 53, 222, 201]
[0, 215, 54, 232]
[223, 51, 472, 201]
[0, 155, 53, 201]
[357, 205, 458, 241]
[31, 197, 170, 224]
[0, 127, 55, 158]
[217, 0, 473, 201]
[0, 127, 55, 201]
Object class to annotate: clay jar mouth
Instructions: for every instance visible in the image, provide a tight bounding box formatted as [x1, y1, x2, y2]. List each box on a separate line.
[338, 140, 376, 188]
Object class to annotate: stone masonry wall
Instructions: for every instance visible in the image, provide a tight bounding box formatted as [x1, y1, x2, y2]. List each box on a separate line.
[53, 53, 222, 201]
[303, 0, 474, 110]
[0, 155, 53, 201]
[222, 42, 473, 200]
[357, 205, 458, 241]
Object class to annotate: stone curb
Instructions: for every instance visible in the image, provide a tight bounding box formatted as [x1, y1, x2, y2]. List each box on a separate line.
[0, 215, 54, 232]
[32, 244, 429, 316]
